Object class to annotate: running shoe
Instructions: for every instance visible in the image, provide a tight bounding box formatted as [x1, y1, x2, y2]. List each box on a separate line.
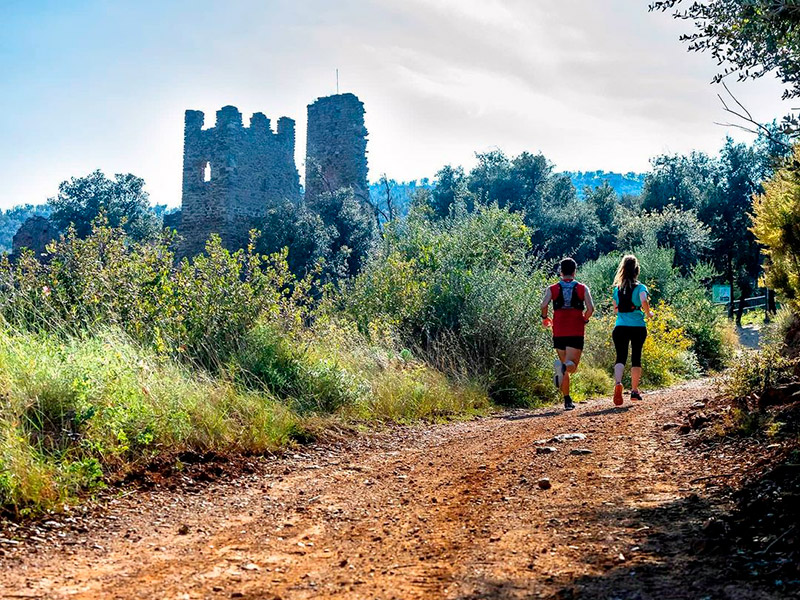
[613, 383, 624, 406]
[564, 395, 575, 411]
[554, 359, 565, 390]
[630, 390, 642, 401]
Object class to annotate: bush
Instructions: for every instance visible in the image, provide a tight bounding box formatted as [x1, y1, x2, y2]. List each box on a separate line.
[0, 327, 302, 514]
[569, 366, 614, 401]
[580, 244, 734, 371]
[353, 365, 490, 422]
[0, 218, 308, 370]
[721, 342, 799, 400]
[344, 204, 554, 405]
[582, 306, 699, 388]
[231, 322, 368, 414]
[752, 145, 800, 313]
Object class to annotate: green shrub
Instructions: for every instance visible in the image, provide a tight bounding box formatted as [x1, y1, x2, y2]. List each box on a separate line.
[569, 366, 614, 401]
[232, 321, 370, 414]
[0, 327, 302, 514]
[0, 218, 307, 370]
[721, 342, 799, 400]
[344, 204, 553, 405]
[583, 307, 699, 388]
[580, 244, 734, 371]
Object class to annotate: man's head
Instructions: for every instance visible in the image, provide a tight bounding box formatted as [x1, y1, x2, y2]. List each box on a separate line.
[560, 257, 577, 278]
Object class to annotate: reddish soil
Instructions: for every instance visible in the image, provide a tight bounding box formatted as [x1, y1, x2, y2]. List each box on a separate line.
[0, 381, 793, 599]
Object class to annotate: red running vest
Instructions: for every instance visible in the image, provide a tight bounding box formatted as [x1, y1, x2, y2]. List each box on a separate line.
[550, 280, 587, 337]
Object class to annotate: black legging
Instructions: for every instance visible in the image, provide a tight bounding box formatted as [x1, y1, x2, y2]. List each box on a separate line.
[613, 326, 648, 368]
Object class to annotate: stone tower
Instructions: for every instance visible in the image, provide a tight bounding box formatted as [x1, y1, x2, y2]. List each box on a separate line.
[305, 93, 368, 203]
[179, 105, 300, 256]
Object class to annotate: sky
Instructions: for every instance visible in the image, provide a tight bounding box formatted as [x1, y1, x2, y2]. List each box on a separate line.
[0, 0, 794, 209]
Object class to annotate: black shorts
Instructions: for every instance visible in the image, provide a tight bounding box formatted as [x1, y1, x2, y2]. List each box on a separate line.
[553, 336, 585, 351]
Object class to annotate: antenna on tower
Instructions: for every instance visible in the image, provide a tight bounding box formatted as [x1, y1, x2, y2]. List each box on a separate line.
[336, 69, 339, 94]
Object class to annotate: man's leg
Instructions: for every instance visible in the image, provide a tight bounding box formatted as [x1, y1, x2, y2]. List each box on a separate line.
[561, 347, 582, 396]
[555, 348, 567, 393]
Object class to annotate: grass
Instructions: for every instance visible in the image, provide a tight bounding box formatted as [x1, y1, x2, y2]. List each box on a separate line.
[0, 323, 492, 516]
[353, 365, 490, 422]
[0, 327, 303, 514]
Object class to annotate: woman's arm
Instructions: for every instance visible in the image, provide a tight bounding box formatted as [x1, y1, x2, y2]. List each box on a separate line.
[640, 290, 654, 319]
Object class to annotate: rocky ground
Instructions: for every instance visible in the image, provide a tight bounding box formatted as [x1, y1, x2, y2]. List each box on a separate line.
[1, 380, 797, 600]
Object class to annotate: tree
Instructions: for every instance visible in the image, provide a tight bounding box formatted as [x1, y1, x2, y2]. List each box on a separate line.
[641, 152, 717, 212]
[752, 144, 800, 311]
[698, 138, 764, 320]
[255, 200, 333, 276]
[585, 183, 620, 255]
[546, 174, 578, 207]
[429, 165, 471, 218]
[312, 188, 377, 277]
[468, 150, 555, 215]
[651, 0, 800, 135]
[48, 170, 159, 241]
[536, 199, 602, 264]
[616, 205, 712, 271]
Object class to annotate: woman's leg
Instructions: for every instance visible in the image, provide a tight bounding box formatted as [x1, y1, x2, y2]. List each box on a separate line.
[630, 327, 648, 391]
[612, 327, 629, 384]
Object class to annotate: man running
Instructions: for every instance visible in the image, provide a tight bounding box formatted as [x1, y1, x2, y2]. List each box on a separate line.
[541, 257, 594, 411]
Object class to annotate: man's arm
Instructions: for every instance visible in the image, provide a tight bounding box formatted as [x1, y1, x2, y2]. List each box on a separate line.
[540, 287, 552, 324]
[583, 286, 595, 321]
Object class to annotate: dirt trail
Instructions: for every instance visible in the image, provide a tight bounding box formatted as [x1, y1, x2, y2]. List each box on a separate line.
[0, 381, 783, 600]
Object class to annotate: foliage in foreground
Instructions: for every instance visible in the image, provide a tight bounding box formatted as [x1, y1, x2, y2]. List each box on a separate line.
[0, 328, 300, 513]
[752, 145, 800, 313]
[0, 321, 489, 514]
[344, 205, 555, 405]
[0, 207, 733, 514]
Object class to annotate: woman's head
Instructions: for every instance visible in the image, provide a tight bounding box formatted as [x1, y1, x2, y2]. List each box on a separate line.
[614, 254, 640, 289]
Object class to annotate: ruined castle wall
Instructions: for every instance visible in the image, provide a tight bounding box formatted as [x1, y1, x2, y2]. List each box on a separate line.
[179, 106, 301, 256]
[305, 93, 369, 204]
[11, 215, 56, 260]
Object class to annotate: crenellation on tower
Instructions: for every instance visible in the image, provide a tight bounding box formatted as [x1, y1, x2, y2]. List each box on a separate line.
[215, 105, 244, 129]
[250, 112, 271, 133]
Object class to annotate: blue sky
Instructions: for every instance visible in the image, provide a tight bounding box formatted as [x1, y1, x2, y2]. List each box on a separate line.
[0, 0, 792, 209]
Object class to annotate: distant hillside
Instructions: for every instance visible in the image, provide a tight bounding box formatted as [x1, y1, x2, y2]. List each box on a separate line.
[562, 170, 646, 198]
[368, 179, 433, 221]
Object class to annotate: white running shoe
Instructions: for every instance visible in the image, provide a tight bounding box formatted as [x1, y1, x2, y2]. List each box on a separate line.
[554, 359, 565, 390]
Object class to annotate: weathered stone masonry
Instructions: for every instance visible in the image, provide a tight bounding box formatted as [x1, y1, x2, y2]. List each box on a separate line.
[305, 93, 369, 205]
[179, 105, 301, 257]
[11, 215, 56, 260]
[178, 94, 367, 256]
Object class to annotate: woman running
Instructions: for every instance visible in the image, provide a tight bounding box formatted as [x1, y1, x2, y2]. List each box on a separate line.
[611, 254, 653, 406]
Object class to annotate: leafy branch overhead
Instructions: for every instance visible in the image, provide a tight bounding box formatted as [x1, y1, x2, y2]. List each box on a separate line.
[650, 0, 800, 133]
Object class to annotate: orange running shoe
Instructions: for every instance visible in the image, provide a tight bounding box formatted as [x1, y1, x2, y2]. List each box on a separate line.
[613, 383, 624, 406]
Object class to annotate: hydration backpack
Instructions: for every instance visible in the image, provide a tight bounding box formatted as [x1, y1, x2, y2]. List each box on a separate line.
[617, 284, 639, 314]
[552, 281, 586, 311]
